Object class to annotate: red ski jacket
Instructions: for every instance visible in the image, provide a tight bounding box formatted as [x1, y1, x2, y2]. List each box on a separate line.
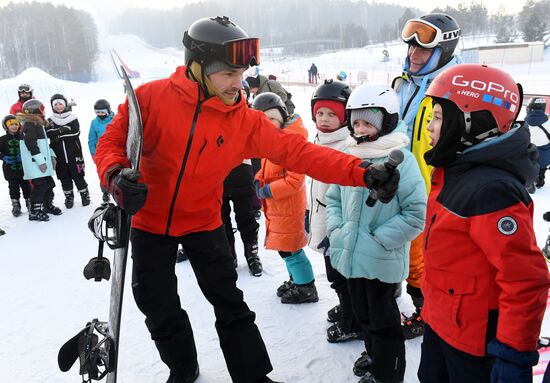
[94, 66, 366, 236]
[422, 127, 550, 356]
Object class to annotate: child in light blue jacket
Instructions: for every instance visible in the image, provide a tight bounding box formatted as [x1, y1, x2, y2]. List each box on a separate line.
[325, 83, 427, 383]
[88, 99, 114, 202]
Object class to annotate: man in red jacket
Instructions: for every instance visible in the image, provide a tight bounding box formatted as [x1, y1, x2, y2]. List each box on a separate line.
[418, 64, 550, 383]
[10, 84, 34, 114]
[94, 16, 399, 383]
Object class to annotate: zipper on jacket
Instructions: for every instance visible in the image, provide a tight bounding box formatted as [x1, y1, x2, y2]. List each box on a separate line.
[402, 84, 420, 121]
[424, 214, 436, 250]
[165, 101, 202, 235]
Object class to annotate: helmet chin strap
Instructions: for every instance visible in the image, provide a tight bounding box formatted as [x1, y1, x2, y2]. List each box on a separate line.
[460, 111, 500, 150]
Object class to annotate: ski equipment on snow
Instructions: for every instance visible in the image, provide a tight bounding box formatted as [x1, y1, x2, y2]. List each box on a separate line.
[59, 66, 142, 383]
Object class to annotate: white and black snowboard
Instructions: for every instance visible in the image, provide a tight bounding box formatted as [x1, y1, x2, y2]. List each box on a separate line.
[58, 66, 143, 383]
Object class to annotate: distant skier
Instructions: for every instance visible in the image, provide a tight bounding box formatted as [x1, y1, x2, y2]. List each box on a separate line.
[10, 84, 34, 115]
[46, 94, 90, 208]
[88, 99, 114, 203]
[19, 99, 62, 221]
[1, 114, 31, 217]
[253, 92, 318, 304]
[418, 64, 549, 383]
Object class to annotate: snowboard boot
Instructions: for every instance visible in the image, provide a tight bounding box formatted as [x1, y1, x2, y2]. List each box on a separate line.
[64, 191, 74, 209]
[326, 323, 363, 343]
[29, 203, 50, 222]
[244, 241, 262, 276]
[401, 311, 425, 340]
[11, 199, 22, 217]
[102, 191, 110, 203]
[43, 200, 62, 215]
[176, 248, 188, 263]
[79, 188, 91, 206]
[327, 304, 341, 323]
[166, 364, 199, 383]
[353, 351, 373, 377]
[280, 282, 319, 304]
[276, 279, 295, 297]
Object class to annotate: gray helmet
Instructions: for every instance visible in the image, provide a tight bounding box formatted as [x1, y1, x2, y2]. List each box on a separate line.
[252, 92, 289, 124]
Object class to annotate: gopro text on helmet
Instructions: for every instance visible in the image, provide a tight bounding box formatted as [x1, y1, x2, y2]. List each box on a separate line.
[451, 75, 519, 103]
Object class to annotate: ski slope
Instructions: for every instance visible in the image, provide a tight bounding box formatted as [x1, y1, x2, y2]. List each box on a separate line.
[0, 33, 549, 383]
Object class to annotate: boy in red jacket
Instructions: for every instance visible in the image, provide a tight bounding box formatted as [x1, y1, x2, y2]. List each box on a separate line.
[418, 64, 550, 383]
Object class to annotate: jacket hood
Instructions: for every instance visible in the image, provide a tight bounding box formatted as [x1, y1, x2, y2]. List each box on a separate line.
[168, 66, 247, 113]
[447, 126, 539, 186]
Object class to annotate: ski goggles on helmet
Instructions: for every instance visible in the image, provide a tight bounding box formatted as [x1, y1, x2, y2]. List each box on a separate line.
[18, 84, 32, 93]
[95, 109, 109, 115]
[183, 33, 260, 67]
[402, 19, 460, 49]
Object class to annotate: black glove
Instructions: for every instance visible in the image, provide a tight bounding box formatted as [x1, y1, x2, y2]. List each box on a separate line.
[317, 236, 330, 256]
[108, 168, 148, 215]
[362, 162, 400, 204]
[304, 209, 310, 234]
[58, 125, 71, 134]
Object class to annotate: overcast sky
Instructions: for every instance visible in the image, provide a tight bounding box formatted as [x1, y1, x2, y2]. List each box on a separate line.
[0, 0, 526, 15]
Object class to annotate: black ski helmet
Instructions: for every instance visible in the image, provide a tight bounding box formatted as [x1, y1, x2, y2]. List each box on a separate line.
[2, 114, 18, 131]
[94, 99, 111, 114]
[50, 93, 68, 111]
[311, 79, 352, 124]
[402, 13, 460, 69]
[22, 99, 45, 116]
[527, 97, 546, 113]
[18, 84, 33, 101]
[252, 92, 289, 124]
[182, 16, 260, 68]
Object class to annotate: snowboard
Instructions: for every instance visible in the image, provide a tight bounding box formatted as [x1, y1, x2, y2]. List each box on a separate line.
[58, 66, 142, 383]
[105, 65, 143, 383]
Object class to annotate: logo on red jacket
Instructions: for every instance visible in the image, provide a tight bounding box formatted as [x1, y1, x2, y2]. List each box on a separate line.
[497, 216, 518, 236]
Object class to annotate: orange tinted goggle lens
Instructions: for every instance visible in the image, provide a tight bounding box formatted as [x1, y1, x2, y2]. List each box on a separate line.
[402, 20, 437, 45]
[226, 38, 260, 67]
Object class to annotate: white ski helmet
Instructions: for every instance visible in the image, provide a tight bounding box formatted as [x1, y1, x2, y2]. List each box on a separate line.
[346, 83, 400, 142]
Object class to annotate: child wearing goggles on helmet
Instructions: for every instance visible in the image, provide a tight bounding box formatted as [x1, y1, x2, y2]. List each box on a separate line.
[418, 64, 549, 383]
[10, 84, 34, 115]
[309, 79, 364, 344]
[392, 12, 463, 341]
[325, 83, 426, 383]
[0, 115, 31, 217]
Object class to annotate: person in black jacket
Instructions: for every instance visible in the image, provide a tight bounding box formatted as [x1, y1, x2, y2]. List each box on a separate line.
[1, 114, 31, 216]
[222, 160, 262, 276]
[47, 94, 90, 208]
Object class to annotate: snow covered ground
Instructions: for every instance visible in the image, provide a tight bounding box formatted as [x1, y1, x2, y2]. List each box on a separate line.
[0, 33, 549, 383]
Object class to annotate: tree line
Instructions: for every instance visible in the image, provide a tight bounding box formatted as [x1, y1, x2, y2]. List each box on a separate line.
[110, 0, 550, 54]
[0, 2, 98, 81]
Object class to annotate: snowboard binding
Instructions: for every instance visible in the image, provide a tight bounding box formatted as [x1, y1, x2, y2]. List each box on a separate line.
[58, 319, 115, 382]
[84, 203, 129, 281]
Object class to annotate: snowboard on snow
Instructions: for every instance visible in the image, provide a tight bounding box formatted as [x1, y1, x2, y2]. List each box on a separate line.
[58, 66, 143, 383]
